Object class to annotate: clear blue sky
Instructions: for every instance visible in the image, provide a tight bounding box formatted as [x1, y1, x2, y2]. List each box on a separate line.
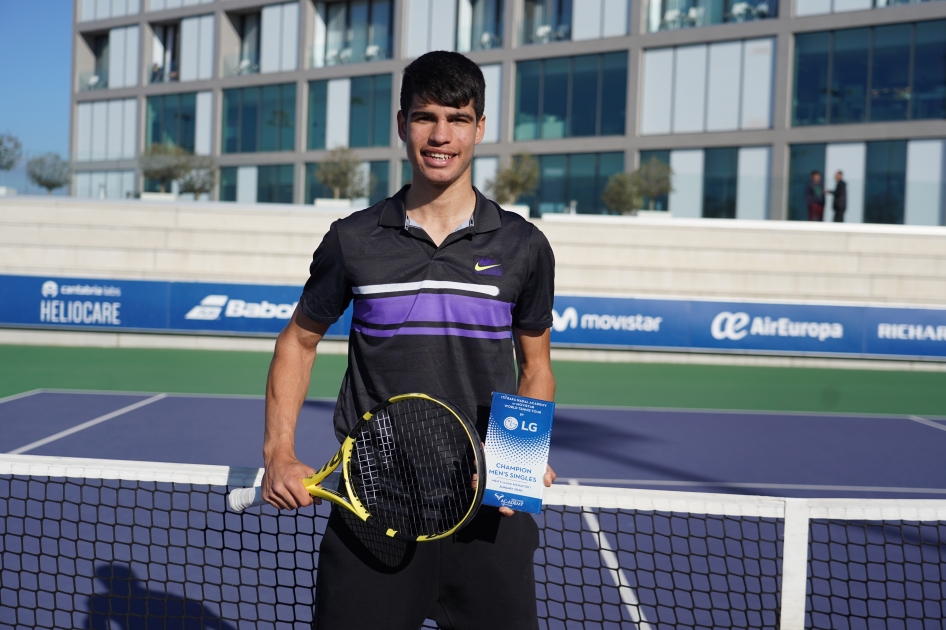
[0, 0, 73, 192]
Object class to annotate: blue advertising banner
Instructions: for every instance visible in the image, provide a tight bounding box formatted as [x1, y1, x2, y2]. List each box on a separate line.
[2, 274, 944, 360]
[551, 295, 946, 360]
[0, 274, 352, 339]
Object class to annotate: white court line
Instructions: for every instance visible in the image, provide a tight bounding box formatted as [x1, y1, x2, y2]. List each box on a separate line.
[908, 415, 946, 434]
[559, 478, 946, 495]
[569, 480, 653, 630]
[7, 394, 168, 455]
[0, 389, 44, 405]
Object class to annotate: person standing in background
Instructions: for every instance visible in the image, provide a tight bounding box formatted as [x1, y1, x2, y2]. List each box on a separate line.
[804, 171, 825, 222]
[829, 170, 847, 223]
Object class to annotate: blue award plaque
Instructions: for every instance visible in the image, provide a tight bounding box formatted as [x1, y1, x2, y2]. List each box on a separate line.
[482, 392, 555, 514]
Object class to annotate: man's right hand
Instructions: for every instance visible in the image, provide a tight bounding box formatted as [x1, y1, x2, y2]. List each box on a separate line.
[261, 457, 318, 510]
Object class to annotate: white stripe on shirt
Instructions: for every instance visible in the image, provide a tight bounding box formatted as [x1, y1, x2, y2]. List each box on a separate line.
[352, 280, 500, 297]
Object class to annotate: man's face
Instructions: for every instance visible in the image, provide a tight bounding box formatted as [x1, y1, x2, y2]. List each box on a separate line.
[813, 173, 821, 184]
[835, 171, 843, 181]
[397, 96, 485, 188]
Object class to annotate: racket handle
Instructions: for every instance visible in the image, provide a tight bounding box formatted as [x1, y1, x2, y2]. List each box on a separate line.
[228, 486, 265, 512]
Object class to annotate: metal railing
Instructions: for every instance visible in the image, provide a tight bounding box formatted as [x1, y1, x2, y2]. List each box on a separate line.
[78, 70, 108, 92]
[223, 54, 259, 78]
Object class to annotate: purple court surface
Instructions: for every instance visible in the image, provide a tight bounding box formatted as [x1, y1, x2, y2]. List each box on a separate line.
[3, 389, 946, 500]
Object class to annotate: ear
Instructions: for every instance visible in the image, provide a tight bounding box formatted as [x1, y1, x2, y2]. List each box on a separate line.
[474, 114, 485, 146]
[396, 110, 408, 143]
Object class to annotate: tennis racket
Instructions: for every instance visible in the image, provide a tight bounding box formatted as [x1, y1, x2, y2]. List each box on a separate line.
[228, 393, 486, 542]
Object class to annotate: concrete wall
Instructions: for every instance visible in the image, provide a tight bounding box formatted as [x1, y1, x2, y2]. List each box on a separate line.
[2, 197, 946, 306]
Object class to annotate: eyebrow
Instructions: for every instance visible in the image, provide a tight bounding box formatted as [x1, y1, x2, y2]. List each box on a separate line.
[410, 109, 476, 123]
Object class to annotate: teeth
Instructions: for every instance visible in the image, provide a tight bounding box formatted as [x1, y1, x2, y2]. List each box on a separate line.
[425, 153, 451, 160]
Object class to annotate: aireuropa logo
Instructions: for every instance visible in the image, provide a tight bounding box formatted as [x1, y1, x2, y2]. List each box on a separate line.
[503, 417, 519, 430]
[711, 311, 843, 342]
[41, 281, 58, 298]
[552, 307, 663, 333]
[184, 295, 296, 321]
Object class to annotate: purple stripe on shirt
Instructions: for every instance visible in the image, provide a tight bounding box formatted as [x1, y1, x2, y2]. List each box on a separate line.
[352, 323, 511, 340]
[353, 293, 513, 328]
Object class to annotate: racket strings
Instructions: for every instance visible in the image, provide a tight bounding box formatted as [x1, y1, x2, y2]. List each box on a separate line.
[350, 398, 479, 538]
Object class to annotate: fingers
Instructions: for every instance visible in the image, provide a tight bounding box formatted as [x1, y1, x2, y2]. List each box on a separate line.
[261, 460, 318, 510]
[499, 506, 515, 517]
[544, 464, 557, 487]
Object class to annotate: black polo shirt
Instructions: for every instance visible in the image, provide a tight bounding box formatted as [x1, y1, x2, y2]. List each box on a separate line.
[299, 186, 555, 442]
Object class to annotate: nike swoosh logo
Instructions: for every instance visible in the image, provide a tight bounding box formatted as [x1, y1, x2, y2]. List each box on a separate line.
[474, 263, 501, 271]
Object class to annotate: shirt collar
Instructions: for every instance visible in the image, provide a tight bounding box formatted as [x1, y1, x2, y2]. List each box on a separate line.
[379, 185, 502, 235]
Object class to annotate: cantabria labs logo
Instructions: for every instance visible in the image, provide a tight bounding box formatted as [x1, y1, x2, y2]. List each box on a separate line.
[711, 311, 843, 342]
[185, 295, 296, 321]
[41, 281, 58, 298]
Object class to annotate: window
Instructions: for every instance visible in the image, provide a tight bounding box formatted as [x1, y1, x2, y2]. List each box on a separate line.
[702, 147, 739, 219]
[864, 140, 907, 224]
[787, 144, 826, 221]
[227, 12, 261, 76]
[82, 34, 110, 91]
[457, 0, 504, 52]
[316, 0, 392, 67]
[258, 165, 294, 203]
[792, 33, 829, 126]
[308, 81, 328, 150]
[647, 0, 775, 33]
[151, 24, 179, 83]
[402, 160, 413, 187]
[522, 0, 572, 45]
[641, 39, 774, 135]
[146, 94, 196, 152]
[913, 21, 946, 120]
[519, 152, 624, 215]
[793, 21, 946, 126]
[305, 161, 389, 204]
[514, 52, 627, 141]
[223, 84, 296, 153]
[639, 151, 670, 211]
[349, 74, 391, 148]
[831, 29, 869, 125]
[220, 167, 238, 201]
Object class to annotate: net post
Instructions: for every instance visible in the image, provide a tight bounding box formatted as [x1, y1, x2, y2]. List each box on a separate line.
[779, 498, 810, 630]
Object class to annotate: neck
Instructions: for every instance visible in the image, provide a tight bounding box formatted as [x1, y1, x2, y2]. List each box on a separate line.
[404, 170, 476, 222]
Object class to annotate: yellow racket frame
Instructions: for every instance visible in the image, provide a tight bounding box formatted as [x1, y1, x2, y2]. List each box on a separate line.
[299, 393, 485, 542]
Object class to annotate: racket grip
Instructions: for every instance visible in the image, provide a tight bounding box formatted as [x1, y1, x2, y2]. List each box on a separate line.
[228, 486, 266, 512]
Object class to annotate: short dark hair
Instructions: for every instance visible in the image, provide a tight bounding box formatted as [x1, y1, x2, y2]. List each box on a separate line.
[400, 51, 486, 120]
[811, 170, 821, 176]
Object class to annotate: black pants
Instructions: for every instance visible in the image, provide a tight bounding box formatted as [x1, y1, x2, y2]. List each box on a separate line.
[833, 207, 845, 222]
[314, 505, 540, 630]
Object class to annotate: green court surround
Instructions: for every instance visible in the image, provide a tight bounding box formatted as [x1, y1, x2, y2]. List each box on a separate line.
[2, 344, 944, 416]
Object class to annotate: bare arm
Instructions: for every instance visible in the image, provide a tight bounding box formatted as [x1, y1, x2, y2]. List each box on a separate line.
[261, 306, 329, 510]
[495, 328, 556, 516]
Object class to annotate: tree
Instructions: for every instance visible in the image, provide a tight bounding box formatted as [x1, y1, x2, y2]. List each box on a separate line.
[601, 172, 641, 215]
[26, 153, 71, 194]
[138, 144, 192, 193]
[485, 153, 539, 205]
[0, 133, 22, 172]
[633, 157, 673, 211]
[178, 155, 217, 198]
[315, 147, 371, 200]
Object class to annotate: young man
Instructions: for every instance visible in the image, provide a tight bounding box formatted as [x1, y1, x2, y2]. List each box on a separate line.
[260, 51, 556, 629]
[804, 170, 825, 222]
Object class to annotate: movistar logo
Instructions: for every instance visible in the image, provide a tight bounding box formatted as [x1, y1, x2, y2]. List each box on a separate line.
[474, 258, 502, 276]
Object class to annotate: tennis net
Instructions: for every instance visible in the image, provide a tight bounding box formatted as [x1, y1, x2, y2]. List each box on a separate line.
[2, 454, 945, 629]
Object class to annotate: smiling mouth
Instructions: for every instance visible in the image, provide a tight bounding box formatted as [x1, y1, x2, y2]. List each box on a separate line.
[422, 150, 456, 165]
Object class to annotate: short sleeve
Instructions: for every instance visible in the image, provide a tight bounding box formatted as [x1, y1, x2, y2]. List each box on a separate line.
[512, 226, 555, 330]
[299, 222, 352, 324]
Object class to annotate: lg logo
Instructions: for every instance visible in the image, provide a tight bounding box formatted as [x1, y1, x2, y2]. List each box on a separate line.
[504, 416, 538, 432]
[711, 311, 750, 340]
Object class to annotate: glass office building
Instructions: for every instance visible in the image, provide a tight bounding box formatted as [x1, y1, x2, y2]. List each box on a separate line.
[71, 0, 946, 224]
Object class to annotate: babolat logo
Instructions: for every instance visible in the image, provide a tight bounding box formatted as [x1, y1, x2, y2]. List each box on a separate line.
[184, 295, 296, 321]
[711, 311, 843, 342]
[552, 307, 663, 333]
